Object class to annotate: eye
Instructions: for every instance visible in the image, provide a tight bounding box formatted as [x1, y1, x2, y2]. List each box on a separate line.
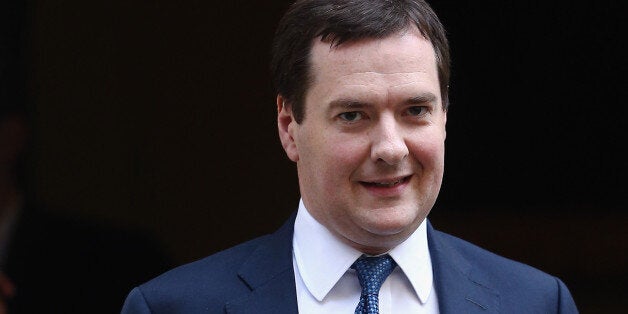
[406, 106, 428, 116]
[338, 111, 363, 122]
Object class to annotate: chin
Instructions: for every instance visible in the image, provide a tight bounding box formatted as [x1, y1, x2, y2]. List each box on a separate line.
[363, 215, 419, 237]
[366, 204, 424, 231]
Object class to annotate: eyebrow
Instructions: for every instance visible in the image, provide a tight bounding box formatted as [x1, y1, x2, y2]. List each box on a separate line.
[328, 92, 438, 110]
[406, 92, 437, 105]
[328, 99, 370, 110]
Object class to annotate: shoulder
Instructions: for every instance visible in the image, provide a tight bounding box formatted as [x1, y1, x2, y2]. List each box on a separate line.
[146, 234, 269, 287]
[434, 229, 553, 282]
[122, 212, 298, 313]
[125, 234, 271, 312]
[430, 227, 578, 313]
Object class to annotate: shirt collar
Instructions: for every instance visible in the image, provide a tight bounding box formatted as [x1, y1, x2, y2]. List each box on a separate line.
[292, 199, 433, 303]
[388, 215, 434, 304]
[293, 199, 362, 301]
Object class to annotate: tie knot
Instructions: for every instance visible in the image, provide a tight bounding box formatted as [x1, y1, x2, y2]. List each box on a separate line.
[351, 254, 397, 295]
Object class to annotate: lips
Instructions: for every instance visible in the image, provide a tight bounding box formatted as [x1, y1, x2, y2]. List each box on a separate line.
[360, 175, 411, 187]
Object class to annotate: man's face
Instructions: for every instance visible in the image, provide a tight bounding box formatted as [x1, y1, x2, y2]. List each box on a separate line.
[278, 28, 447, 254]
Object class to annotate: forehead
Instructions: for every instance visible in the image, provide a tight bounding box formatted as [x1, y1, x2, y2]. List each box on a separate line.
[306, 28, 440, 105]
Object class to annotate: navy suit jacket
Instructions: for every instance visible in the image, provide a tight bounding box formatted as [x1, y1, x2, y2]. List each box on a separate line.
[121, 213, 578, 313]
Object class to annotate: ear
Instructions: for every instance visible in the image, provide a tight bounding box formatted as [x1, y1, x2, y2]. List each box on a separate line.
[277, 95, 299, 162]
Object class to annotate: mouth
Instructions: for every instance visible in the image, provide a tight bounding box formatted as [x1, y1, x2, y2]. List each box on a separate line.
[360, 175, 412, 188]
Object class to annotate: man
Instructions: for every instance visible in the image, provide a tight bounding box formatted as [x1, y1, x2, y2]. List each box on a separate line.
[122, 0, 578, 313]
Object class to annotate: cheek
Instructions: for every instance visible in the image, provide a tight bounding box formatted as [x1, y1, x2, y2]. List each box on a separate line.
[408, 131, 446, 168]
[298, 131, 367, 182]
[327, 135, 369, 163]
[317, 134, 370, 188]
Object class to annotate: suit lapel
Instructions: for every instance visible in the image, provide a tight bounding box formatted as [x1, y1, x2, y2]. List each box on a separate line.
[223, 215, 501, 313]
[225, 213, 298, 314]
[427, 221, 500, 313]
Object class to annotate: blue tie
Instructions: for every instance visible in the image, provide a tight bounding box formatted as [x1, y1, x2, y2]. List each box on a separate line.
[351, 254, 397, 314]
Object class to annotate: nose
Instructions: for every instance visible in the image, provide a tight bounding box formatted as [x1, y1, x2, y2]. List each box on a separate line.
[370, 116, 409, 165]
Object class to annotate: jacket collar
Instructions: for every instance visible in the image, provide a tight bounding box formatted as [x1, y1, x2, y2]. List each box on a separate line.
[427, 221, 500, 313]
[225, 212, 298, 314]
[224, 214, 500, 314]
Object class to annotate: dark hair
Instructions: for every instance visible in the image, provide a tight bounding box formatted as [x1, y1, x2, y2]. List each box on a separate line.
[271, 0, 450, 123]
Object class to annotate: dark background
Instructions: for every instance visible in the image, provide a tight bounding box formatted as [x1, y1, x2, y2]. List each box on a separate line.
[6, 0, 627, 312]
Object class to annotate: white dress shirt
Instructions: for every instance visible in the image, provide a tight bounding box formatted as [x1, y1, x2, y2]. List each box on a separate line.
[292, 199, 439, 313]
